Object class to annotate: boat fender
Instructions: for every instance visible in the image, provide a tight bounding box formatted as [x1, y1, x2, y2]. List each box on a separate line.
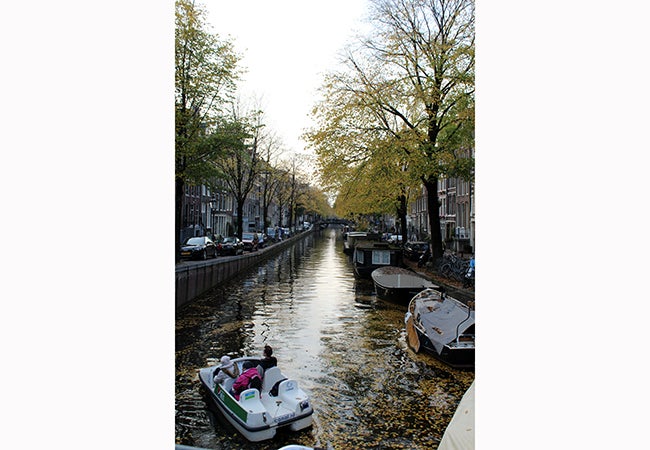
[270, 378, 288, 397]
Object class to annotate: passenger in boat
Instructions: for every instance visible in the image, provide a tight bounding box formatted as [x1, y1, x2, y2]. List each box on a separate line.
[259, 344, 278, 371]
[213, 355, 240, 385]
[231, 360, 262, 400]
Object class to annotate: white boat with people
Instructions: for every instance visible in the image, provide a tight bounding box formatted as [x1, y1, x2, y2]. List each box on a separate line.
[198, 354, 314, 442]
[405, 288, 475, 369]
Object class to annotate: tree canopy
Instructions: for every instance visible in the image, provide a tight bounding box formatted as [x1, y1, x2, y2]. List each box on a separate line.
[175, 0, 242, 260]
[306, 0, 475, 258]
[175, 0, 241, 185]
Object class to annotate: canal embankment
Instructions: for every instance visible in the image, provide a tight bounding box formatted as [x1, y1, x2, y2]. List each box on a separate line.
[175, 228, 316, 308]
[403, 259, 475, 305]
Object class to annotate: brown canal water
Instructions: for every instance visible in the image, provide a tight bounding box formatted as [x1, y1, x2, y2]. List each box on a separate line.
[175, 226, 474, 449]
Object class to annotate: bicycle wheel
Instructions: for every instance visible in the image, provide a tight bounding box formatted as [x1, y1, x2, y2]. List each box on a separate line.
[439, 263, 453, 277]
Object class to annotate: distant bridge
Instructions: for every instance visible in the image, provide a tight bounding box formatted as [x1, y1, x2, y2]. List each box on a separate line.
[322, 218, 350, 225]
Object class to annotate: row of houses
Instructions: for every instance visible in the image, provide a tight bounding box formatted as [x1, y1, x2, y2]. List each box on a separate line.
[180, 180, 313, 243]
[181, 174, 474, 254]
[409, 176, 475, 254]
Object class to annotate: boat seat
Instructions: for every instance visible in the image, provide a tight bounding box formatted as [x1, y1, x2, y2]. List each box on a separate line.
[222, 377, 235, 393]
[261, 366, 286, 394]
[277, 379, 298, 398]
[238, 388, 265, 412]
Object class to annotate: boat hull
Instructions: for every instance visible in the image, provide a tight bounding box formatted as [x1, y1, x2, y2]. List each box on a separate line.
[372, 267, 438, 303]
[374, 284, 427, 303]
[202, 383, 276, 442]
[412, 325, 475, 369]
[354, 263, 383, 278]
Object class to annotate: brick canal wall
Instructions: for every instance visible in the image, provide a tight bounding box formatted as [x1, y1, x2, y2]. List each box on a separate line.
[175, 229, 315, 309]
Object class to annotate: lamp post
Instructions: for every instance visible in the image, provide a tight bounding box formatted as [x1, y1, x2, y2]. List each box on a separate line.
[209, 198, 217, 240]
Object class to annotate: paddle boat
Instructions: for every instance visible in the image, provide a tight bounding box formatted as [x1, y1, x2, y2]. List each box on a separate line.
[198, 357, 314, 442]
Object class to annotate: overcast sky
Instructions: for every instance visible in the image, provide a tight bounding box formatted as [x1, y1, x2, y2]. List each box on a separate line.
[205, 0, 370, 159]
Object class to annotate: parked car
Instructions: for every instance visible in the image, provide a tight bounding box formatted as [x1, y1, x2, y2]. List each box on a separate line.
[241, 232, 259, 252]
[387, 234, 403, 245]
[403, 241, 429, 261]
[180, 236, 217, 260]
[216, 236, 244, 256]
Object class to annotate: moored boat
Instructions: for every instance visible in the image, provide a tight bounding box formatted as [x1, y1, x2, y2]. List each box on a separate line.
[198, 357, 314, 442]
[352, 241, 404, 278]
[405, 288, 475, 369]
[371, 266, 439, 303]
[342, 231, 381, 254]
[438, 380, 475, 450]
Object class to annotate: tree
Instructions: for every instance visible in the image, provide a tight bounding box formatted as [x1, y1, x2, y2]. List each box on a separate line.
[210, 104, 263, 239]
[308, 0, 474, 260]
[276, 155, 309, 230]
[274, 167, 292, 228]
[298, 183, 335, 223]
[332, 145, 413, 239]
[175, 0, 241, 261]
[257, 130, 284, 230]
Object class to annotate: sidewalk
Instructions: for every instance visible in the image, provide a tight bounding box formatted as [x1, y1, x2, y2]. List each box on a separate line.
[403, 258, 475, 305]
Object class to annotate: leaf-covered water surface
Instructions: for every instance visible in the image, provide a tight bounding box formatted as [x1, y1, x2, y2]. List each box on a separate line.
[176, 228, 474, 449]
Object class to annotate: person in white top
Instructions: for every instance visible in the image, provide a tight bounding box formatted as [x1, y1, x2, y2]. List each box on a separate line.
[213, 355, 240, 385]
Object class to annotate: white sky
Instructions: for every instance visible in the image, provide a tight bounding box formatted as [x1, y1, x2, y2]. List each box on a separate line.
[204, 0, 370, 158]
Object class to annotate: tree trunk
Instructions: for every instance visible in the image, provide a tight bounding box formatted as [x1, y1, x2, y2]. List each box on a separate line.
[396, 194, 408, 244]
[423, 177, 443, 260]
[175, 176, 185, 263]
[236, 201, 244, 239]
[262, 203, 269, 231]
[288, 197, 295, 230]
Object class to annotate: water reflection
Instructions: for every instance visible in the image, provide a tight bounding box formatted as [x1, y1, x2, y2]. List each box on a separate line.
[176, 227, 474, 449]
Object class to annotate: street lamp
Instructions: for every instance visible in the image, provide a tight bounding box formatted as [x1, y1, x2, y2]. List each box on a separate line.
[209, 198, 217, 240]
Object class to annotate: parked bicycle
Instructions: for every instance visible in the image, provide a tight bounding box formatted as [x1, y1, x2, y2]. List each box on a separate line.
[437, 252, 471, 283]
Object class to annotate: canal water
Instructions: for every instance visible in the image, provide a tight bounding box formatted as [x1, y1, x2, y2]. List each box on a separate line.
[175, 226, 474, 449]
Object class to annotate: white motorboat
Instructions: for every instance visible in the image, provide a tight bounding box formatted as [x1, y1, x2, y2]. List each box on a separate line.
[405, 288, 475, 369]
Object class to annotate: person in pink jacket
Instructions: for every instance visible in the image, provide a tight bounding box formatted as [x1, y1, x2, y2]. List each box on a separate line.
[231, 361, 262, 400]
